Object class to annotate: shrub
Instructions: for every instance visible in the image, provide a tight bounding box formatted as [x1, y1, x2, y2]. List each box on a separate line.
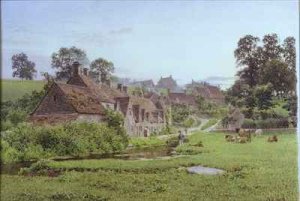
[6, 109, 27, 126]
[1, 122, 129, 163]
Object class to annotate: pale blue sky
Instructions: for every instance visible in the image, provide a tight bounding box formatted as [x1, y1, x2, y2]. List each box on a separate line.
[1, 1, 298, 87]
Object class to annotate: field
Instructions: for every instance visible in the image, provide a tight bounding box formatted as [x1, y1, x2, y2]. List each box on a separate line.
[1, 131, 297, 201]
[1, 79, 45, 101]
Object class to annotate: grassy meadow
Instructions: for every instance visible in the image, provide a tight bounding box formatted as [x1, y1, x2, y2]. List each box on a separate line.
[1, 131, 297, 201]
[1, 79, 45, 101]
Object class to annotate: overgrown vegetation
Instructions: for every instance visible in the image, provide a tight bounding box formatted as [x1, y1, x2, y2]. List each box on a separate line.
[1, 122, 129, 163]
[1, 131, 297, 201]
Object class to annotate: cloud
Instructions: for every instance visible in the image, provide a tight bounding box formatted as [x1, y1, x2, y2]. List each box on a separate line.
[109, 27, 133, 35]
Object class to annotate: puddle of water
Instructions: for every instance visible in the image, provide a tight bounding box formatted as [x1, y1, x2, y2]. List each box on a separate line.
[1, 146, 175, 175]
[187, 166, 225, 175]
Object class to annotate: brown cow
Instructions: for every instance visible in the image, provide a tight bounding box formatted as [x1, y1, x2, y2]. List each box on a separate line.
[267, 135, 278, 143]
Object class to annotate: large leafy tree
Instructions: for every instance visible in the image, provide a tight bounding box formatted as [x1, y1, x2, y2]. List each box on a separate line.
[51, 46, 89, 80]
[11, 53, 36, 80]
[234, 35, 262, 88]
[90, 58, 115, 83]
[260, 60, 294, 97]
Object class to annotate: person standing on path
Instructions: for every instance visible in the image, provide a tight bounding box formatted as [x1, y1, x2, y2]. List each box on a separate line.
[178, 130, 185, 145]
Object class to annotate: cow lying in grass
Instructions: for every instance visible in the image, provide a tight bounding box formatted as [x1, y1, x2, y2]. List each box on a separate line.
[267, 135, 278, 142]
[224, 129, 252, 143]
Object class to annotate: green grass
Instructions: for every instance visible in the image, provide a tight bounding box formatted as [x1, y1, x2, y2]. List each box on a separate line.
[201, 118, 218, 130]
[129, 136, 166, 148]
[1, 79, 45, 101]
[1, 131, 297, 201]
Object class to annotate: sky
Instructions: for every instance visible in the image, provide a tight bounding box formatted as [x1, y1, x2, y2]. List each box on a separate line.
[1, 1, 298, 88]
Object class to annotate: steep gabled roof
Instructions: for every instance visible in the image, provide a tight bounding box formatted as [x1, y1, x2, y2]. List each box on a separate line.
[57, 83, 106, 115]
[67, 74, 128, 103]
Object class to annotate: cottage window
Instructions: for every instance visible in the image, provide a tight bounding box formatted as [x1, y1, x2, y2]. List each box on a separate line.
[53, 95, 57, 102]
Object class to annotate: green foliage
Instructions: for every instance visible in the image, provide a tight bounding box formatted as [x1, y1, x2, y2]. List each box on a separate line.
[171, 104, 190, 124]
[254, 83, 273, 110]
[129, 137, 165, 148]
[242, 118, 290, 129]
[51, 46, 89, 80]
[1, 122, 129, 163]
[6, 109, 27, 126]
[90, 58, 115, 83]
[11, 53, 37, 80]
[183, 117, 195, 128]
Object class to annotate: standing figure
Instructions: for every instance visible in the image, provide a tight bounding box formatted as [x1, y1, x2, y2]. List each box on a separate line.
[178, 130, 185, 145]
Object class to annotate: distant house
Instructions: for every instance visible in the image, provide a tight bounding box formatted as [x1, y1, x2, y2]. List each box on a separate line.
[30, 62, 166, 136]
[193, 85, 225, 104]
[187, 81, 225, 104]
[131, 79, 155, 91]
[156, 75, 177, 90]
[166, 91, 197, 108]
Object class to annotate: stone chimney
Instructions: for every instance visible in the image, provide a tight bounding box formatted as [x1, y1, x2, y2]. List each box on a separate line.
[72, 61, 80, 76]
[117, 83, 123, 91]
[123, 86, 128, 93]
[83, 68, 88, 76]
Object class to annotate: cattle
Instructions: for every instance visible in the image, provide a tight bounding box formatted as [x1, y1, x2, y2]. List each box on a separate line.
[255, 129, 263, 136]
[267, 135, 278, 143]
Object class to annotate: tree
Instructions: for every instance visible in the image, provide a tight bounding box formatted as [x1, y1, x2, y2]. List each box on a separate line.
[90, 58, 115, 83]
[11, 53, 36, 80]
[262, 33, 282, 63]
[260, 60, 294, 97]
[234, 35, 262, 87]
[282, 37, 296, 93]
[254, 83, 273, 110]
[51, 46, 89, 80]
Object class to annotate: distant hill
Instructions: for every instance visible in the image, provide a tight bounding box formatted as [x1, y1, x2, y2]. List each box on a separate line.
[1, 79, 45, 101]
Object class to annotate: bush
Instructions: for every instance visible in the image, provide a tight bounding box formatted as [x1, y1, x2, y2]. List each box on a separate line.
[242, 119, 256, 129]
[242, 118, 289, 129]
[6, 109, 27, 126]
[1, 122, 129, 163]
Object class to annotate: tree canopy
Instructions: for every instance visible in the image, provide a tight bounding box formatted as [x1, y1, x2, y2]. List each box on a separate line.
[90, 58, 115, 83]
[51, 46, 89, 80]
[11, 53, 36, 80]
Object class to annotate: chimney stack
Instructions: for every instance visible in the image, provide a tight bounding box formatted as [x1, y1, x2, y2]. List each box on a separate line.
[117, 83, 123, 91]
[83, 68, 88, 76]
[72, 61, 80, 76]
[123, 86, 128, 93]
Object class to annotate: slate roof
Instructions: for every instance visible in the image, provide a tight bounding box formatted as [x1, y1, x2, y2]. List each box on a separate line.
[168, 92, 197, 106]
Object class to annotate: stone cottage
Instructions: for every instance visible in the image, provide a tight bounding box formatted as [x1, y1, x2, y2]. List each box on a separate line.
[156, 75, 178, 91]
[30, 62, 166, 136]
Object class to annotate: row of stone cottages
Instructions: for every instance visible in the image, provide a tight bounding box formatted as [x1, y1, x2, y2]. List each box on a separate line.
[29, 62, 224, 136]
